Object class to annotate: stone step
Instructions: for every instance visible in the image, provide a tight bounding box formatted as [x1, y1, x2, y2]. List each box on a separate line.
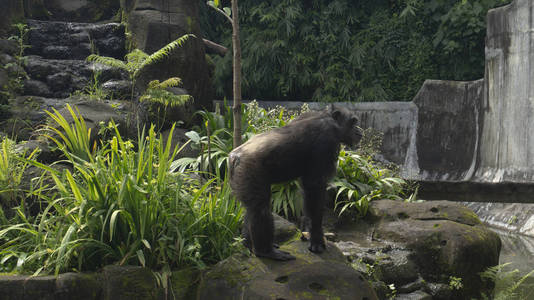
[22, 55, 128, 98]
[26, 19, 126, 60]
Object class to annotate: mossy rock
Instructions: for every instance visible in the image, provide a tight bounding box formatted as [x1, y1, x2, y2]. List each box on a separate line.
[197, 239, 378, 300]
[370, 200, 501, 299]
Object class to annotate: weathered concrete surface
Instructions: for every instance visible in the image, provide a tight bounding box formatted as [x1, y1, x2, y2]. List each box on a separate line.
[412, 80, 483, 181]
[477, 0, 534, 183]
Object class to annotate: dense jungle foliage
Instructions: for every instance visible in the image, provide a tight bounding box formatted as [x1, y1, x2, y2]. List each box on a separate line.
[200, 0, 511, 102]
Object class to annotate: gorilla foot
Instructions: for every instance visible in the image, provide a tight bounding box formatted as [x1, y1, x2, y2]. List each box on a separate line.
[308, 242, 326, 253]
[255, 248, 295, 261]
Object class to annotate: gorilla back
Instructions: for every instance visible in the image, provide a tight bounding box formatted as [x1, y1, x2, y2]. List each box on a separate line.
[229, 105, 362, 261]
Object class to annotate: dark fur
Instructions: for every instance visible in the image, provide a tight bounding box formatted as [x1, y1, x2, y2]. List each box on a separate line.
[229, 105, 362, 260]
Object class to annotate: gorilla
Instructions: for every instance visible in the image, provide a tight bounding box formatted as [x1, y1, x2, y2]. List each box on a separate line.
[228, 105, 363, 261]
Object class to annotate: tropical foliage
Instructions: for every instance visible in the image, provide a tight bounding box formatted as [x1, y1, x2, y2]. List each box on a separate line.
[0, 106, 243, 275]
[200, 0, 511, 102]
[86, 34, 194, 101]
[480, 263, 534, 300]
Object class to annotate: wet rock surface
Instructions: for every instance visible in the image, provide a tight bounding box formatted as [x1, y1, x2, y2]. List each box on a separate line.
[334, 200, 501, 300]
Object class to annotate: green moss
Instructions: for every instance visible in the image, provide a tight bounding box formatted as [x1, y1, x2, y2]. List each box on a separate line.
[171, 268, 200, 299]
[461, 210, 482, 225]
[186, 17, 193, 32]
[294, 290, 314, 299]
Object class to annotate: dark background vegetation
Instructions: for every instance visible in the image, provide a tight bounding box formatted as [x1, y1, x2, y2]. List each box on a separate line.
[199, 0, 511, 102]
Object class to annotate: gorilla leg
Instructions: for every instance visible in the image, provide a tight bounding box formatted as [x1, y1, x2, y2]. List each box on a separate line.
[241, 212, 252, 249]
[244, 198, 295, 261]
[302, 177, 326, 253]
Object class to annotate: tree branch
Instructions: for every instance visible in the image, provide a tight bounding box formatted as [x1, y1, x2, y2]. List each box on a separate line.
[206, 2, 233, 24]
[203, 39, 228, 56]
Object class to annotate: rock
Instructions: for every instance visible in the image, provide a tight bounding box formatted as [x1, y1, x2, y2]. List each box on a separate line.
[197, 243, 378, 300]
[169, 268, 200, 300]
[369, 200, 501, 300]
[369, 199, 482, 226]
[101, 80, 132, 100]
[395, 290, 432, 300]
[0, 53, 16, 67]
[15, 139, 56, 163]
[23, 56, 127, 98]
[1, 96, 65, 140]
[55, 272, 102, 300]
[198, 210, 377, 300]
[0, 265, 160, 300]
[23, 79, 52, 97]
[478, 0, 534, 182]
[143, 86, 195, 127]
[0, 96, 140, 141]
[53, 99, 135, 141]
[26, 20, 126, 60]
[273, 213, 299, 245]
[102, 265, 160, 300]
[0, 39, 18, 56]
[127, 2, 214, 110]
[46, 72, 72, 92]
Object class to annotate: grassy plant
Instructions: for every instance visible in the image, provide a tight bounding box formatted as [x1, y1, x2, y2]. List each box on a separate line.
[271, 181, 303, 220]
[0, 108, 243, 275]
[42, 104, 93, 163]
[332, 149, 407, 218]
[73, 71, 110, 101]
[0, 138, 39, 211]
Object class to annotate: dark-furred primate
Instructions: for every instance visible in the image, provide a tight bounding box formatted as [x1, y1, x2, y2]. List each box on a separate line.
[229, 105, 362, 260]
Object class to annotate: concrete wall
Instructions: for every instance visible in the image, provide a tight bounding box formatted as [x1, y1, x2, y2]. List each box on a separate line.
[411, 79, 483, 181]
[476, 0, 534, 183]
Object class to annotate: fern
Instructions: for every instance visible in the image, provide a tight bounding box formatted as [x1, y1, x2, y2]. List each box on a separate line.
[480, 263, 534, 300]
[140, 89, 192, 108]
[134, 34, 195, 78]
[152, 77, 183, 89]
[86, 55, 128, 70]
[85, 34, 195, 103]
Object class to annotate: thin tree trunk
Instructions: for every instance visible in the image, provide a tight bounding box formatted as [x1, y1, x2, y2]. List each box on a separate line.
[231, 0, 242, 148]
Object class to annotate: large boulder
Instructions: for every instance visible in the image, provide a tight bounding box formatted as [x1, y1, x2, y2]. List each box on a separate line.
[338, 200, 501, 300]
[197, 213, 378, 300]
[125, 0, 214, 111]
[198, 241, 378, 300]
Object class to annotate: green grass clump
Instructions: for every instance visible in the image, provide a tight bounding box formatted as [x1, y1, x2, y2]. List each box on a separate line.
[0, 105, 242, 275]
